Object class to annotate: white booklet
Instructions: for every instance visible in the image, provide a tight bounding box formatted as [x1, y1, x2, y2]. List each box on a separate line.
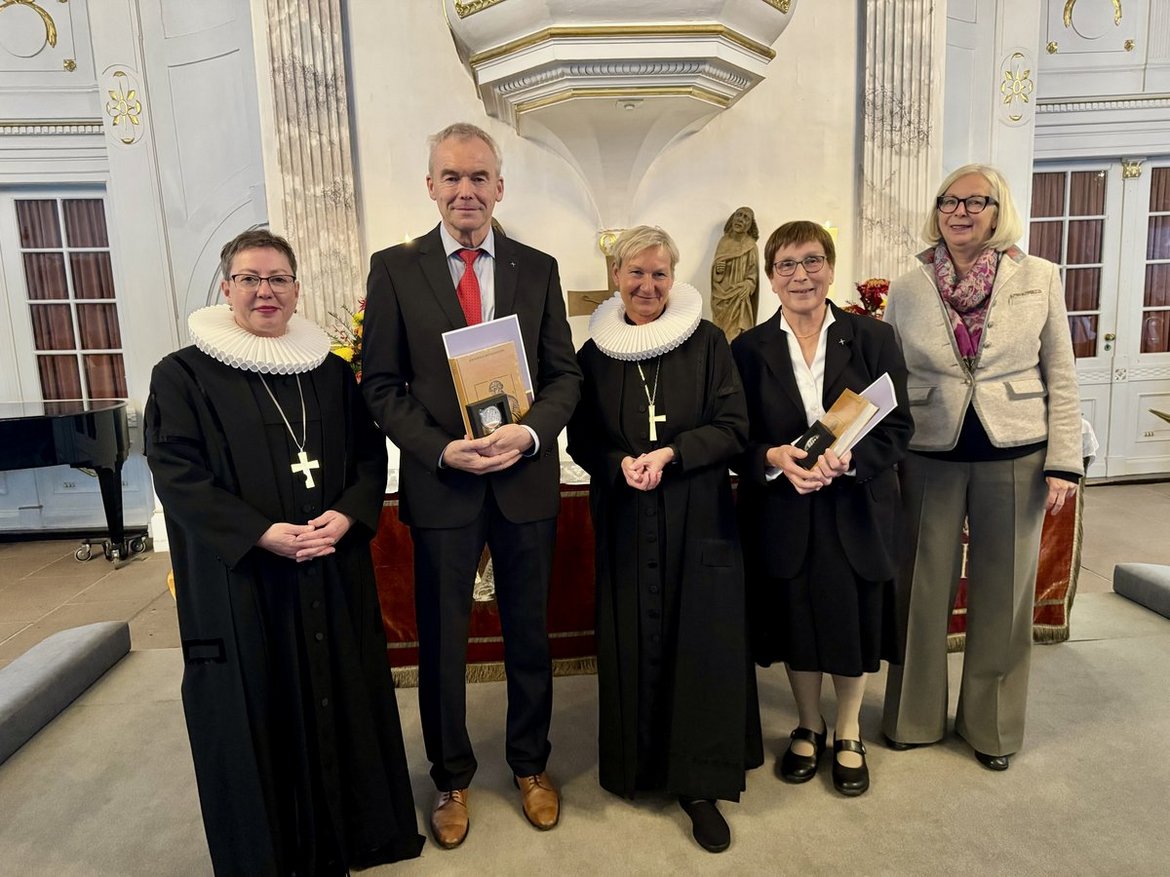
[835, 372, 898, 455]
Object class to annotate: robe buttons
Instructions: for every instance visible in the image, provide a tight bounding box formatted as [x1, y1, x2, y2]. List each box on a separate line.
[321, 698, 329, 707]
[311, 599, 321, 609]
[637, 403, 646, 413]
[315, 632, 324, 642]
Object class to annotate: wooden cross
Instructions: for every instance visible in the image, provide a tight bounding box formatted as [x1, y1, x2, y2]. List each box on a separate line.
[291, 450, 320, 488]
[648, 403, 666, 442]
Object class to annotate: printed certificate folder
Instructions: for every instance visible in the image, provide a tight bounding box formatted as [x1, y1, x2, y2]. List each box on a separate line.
[442, 315, 534, 438]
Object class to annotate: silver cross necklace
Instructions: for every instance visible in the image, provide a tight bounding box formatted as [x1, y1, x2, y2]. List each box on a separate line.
[257, 374, 320, 488]
[636, 358, 666, 442]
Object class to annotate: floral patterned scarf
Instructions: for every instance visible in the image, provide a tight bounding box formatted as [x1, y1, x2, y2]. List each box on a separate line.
[929, 243, 1000, 361]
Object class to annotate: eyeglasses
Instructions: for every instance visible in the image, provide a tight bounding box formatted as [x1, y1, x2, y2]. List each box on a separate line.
[772, 255, 827, 276]
[230, 274, 297, 292]
[936, 195, 998, 214]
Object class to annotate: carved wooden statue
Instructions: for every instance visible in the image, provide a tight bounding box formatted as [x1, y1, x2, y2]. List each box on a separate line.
[710, 206, 760, 342]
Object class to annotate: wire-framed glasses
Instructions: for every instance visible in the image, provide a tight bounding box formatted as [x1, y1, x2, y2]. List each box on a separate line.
[230, 274, 297, 292]
[772, 255, 827, 276]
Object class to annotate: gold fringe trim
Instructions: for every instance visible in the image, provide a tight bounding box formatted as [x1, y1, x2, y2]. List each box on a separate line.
[947, 487, 1085, 653]
[391, 656, 598, 689]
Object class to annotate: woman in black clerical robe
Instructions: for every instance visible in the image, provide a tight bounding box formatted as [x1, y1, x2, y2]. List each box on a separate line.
[145, 230, 423, 876]
[567, 225, 763, 854]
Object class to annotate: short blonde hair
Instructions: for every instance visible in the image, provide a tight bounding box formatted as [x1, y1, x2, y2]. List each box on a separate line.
[611, 225, 680, 272]
[922, 164, 1024, 252]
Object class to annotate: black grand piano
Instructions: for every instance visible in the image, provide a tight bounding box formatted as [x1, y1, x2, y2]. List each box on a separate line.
[0, 400, 146, 563]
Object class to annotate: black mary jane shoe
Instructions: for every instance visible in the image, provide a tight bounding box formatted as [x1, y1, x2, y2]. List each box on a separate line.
[777, 721, 828, 783]
[974, 750, 1010, 771]
[832, 739, 870, 797]
[679, 798, 730, 853]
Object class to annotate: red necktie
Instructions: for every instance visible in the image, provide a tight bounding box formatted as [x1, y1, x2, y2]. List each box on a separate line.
[456, 248, 482, 326]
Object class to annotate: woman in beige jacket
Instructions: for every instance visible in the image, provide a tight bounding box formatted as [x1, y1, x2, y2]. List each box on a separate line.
[881, 164, 1082, 771]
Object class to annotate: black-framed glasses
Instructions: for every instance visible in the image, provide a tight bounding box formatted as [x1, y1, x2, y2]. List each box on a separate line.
[230, 274, 297, 292]
[936, 195, 998, 214]
[772, 255, 826, 276]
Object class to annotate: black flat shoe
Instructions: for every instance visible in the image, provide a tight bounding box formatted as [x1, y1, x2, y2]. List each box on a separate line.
[679, 798, 730, 853]
[882, 734, 921, 752]
[777, 721, 828, 783]
[975, 750, 1010, 771]
[832, 739, 870, 797]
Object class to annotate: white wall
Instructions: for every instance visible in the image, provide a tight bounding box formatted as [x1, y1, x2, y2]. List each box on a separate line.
[344, 0, 860, 346]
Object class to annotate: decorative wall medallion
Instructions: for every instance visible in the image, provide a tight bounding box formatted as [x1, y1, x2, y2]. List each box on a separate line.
[1047, 41, 1058, 54]
[62, 57, 74, 70]
[759, 0, 792, 12]
[454, 0, 506, 18]
[0, 0, 58, 56]
[1062, 0, 1123, 28]
[1121, 158, 1143, 179]
[999, 52, 1035, 123]
[104, 69, 144, 145]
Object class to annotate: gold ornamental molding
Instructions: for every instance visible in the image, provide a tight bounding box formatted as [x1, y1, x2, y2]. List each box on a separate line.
[1063, 0, 1123, 28]
[0, 0, 57, 46]
[759, 0, 792, 12]
[469, 24, 776, 68]
[1047, 41, 1059, 54]
[454, 0, 506, 17]
[515, 84, 731, 115]
[999, 52, 1035, 123]
[1121, 158, 1143, 179]
[104, 69, 143, 145]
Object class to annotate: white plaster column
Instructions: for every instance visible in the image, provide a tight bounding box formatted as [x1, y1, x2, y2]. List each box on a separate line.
[859, 0, 947, 280]
[256, 0, 363, 323]
[944, 1, 1043, 243]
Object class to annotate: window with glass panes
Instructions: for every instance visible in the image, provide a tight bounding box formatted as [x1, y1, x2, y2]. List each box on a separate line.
[14, 198, 127, 400]
[1029, 170, 1106, 358]
[1144, 168, 1170, 354]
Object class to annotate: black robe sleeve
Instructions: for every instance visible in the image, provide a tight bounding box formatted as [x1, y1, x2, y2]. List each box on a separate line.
[323, 365, 388, 537]
[672, 327, 748, 473]
[144, 356, 273, 570]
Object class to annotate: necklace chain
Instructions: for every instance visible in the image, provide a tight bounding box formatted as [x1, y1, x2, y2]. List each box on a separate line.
[635, 358, 662, 405]
[258, 373, 307, 452]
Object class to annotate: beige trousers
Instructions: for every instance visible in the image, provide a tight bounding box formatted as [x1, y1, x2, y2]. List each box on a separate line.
[882, 449, 1048, 756]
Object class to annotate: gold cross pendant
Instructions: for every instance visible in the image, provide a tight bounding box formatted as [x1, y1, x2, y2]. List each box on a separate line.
[648, 402, 666, 442]
[291, 450, 320, 488]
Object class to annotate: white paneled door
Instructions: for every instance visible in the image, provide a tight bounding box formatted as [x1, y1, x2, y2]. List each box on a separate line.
[1031, 159, 1170, 478]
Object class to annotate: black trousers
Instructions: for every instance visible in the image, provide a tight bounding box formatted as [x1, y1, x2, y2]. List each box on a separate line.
[411, 487, 557, 790]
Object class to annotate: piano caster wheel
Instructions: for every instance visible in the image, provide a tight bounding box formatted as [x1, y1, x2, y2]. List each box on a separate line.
[129, 536, 148, 555]
[75, 544, 94, 562]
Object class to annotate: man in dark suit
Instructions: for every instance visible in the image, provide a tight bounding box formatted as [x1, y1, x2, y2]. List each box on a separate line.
[361, 122, 581, 850]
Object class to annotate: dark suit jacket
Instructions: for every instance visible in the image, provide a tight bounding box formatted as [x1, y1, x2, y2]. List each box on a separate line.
[731, 303, 913, 582]
[361, 224, 582, 529]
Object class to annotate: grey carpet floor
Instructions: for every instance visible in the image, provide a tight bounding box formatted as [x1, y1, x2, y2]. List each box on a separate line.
[0, 591, 1167, 875]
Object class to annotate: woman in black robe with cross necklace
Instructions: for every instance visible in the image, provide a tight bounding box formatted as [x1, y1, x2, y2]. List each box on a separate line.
[567, 226, 763, 854]
[145, 230, 423, 875]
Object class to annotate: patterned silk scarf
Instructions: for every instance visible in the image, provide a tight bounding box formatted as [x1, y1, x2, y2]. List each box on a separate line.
[930, 243, 1000, 362]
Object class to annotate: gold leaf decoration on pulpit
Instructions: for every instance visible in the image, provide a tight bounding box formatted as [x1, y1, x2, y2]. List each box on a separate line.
[1062, 0, 1123, 28]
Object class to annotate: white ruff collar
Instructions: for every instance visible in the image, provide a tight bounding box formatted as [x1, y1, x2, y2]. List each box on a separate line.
[588, 282, 703, 361]
[188, 304, 331, 374]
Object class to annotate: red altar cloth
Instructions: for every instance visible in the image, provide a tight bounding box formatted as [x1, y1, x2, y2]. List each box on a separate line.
[946, 485, 1083, 650]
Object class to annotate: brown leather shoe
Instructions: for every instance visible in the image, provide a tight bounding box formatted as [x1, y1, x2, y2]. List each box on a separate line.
[430, 788, 469, 849]
[514, 772, 560, 830]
